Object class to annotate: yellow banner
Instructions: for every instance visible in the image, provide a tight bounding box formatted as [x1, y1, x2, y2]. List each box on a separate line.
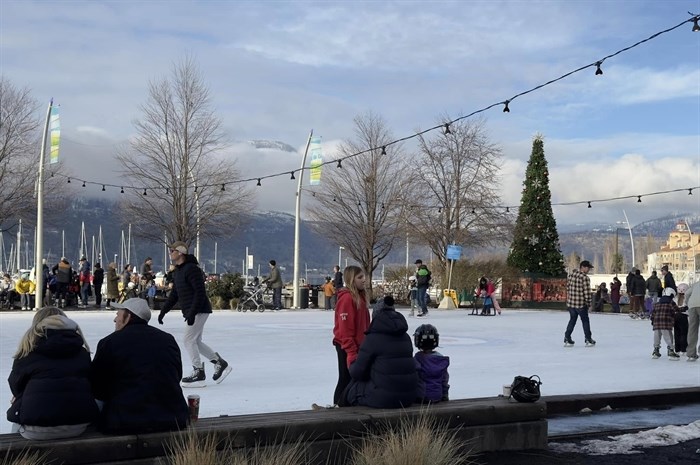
[309, 136, 322, 186]
[49, 107, 60, 164]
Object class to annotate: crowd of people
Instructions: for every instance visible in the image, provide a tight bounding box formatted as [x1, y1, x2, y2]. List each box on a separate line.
[565, 260, 699, 362]
[0, 256, 174, 311]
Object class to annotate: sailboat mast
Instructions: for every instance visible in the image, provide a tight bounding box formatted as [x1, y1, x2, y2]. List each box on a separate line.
[16, 219, 21, 272]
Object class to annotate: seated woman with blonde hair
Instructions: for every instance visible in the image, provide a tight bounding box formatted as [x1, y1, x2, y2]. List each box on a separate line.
[7, 307, 98, 439]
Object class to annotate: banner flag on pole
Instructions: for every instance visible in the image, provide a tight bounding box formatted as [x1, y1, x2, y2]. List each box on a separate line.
[49, 106, 60, 164]
[309, 136, 322, 186]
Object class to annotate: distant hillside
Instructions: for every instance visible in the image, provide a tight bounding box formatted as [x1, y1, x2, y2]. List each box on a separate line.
[5, 199, 696, 280]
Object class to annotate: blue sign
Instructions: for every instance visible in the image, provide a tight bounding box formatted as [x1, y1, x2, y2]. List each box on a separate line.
[446, 245, 462, 260]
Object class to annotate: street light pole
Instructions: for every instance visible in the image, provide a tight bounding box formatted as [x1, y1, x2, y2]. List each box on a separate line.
[622, 210, 635, 269]
[338, 246, 344, 268]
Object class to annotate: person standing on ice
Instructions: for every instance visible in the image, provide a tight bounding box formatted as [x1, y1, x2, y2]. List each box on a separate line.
[332, 265, 370, 406]
[158, 241, 231, 387]
[650, 287, 681, 360]
[564, 260, 595, 347]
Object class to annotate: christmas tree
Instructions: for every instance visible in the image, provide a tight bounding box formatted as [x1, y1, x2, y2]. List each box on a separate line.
[507, 135, 565, 276]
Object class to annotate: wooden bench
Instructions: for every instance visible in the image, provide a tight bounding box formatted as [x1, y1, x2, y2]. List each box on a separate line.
[0, 397, 547, 465]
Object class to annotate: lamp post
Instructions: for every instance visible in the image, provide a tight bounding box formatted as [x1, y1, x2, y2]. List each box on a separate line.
[621, 210, 635, 269]
[338, 246, 344, 268]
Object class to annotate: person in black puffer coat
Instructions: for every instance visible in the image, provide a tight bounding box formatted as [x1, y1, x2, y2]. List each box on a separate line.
[91, 298, 188, 433]
[7, 307, 98, 440]
[343, 296, 418, 408]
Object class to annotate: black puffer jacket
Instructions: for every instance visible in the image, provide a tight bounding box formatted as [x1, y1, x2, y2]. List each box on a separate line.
[161, 254, 211, 322]
[345, 308, 418, 408]
[90, 320, 188, 433]
[7, 328, 98, 427]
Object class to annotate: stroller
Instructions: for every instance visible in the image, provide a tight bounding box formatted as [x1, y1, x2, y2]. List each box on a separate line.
[236, 280, 267, 312]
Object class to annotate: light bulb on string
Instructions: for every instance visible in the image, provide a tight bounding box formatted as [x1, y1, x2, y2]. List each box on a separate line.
[102, 185, 105, 191]
[689, 188, 693, 195]
[290, 171, 295, 180]
[67, 178, 71, 183]
[256, 179, 261, 186]
[443, 124, 451, 135]
[503, 100, 510, 113]
[337, 159, 342, 168]
[587, 201, 592, 208]
[381, 146, 386, 155]
[595, 62, 603, 75]
[693, 17, 700, 32]
[637, 195, 642, 203]
[82, 181, 86, 188]
[221, 184, 225, 191]
[143, 188, 147, 196]
[120, 187, 124, 194]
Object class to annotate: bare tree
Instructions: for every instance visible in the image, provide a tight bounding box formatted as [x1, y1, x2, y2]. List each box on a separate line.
[307, 112, 410, 289]
[0, 77, 70, 233]
[412, 117, 510, 277]
[0, 78, 41, 229]
[116, 57, 253, 247]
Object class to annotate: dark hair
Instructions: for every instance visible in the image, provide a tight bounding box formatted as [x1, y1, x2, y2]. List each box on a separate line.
[145, 257, 152, 261]
[269, 260, 276, 266]
[94, 263, 101, 268]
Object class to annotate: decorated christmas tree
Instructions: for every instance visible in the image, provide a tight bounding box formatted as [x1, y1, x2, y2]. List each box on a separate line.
[507, 135, 565, 276]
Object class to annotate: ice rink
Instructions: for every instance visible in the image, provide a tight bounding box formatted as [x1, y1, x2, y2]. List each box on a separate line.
[1, 307, 699, 436]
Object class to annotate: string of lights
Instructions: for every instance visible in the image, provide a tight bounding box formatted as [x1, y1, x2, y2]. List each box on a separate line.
[300, 186, 699, 213]
[50, 13, 699, 209]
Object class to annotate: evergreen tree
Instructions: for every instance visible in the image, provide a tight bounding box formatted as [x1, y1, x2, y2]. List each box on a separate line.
[507, 135, 565, 276]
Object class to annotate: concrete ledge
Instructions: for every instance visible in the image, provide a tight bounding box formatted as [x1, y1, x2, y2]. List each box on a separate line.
[0, 397, 546, 465]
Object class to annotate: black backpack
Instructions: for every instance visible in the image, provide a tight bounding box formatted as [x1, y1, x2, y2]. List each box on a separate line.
[510, 375, 542, 403]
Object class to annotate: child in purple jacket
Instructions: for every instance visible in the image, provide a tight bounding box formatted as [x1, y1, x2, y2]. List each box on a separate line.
[413, 324, 450, 403]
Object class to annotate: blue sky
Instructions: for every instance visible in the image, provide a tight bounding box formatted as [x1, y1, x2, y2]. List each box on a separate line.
[1, 0, 699, 226]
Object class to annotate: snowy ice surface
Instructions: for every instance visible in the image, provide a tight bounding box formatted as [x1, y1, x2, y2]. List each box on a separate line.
[1, 308, 699, 447]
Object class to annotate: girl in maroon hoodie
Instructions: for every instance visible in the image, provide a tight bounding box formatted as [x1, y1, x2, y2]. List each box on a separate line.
[332, 266, 370, 405]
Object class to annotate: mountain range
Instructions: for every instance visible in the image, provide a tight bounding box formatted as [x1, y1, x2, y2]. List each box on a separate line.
[4, 198, 697, 282]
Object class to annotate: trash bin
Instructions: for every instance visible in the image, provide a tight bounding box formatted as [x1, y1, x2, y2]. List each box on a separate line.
[310, 287, 320, 308]
[300, 287, 309, 309]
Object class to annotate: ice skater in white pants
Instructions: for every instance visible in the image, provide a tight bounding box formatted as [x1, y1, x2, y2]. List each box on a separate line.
[158, 241, 232, 387]
[685, 281, 700, 362]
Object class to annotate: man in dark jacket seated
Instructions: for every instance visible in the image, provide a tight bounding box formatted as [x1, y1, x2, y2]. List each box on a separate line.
[90, 298, 188, 433]
[341, 296, 418, 408]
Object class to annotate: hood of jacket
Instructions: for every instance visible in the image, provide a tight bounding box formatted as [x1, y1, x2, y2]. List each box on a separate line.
[33, 329, 86, 359]
[368, 309, 408, 336]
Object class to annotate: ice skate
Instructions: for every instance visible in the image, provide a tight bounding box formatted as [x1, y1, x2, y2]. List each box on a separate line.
[181, 366, 206, 388]
[211, 353, 232, 384]
[687, 355, 698, 362]
[564, 337, 575, 347]
[585, 338, 596, 347]
[667, 347, 680, 361]
[652, 347, 661, 359]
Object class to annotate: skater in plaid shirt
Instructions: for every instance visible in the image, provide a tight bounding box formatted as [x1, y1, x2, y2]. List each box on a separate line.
[564, 260, 596, 347]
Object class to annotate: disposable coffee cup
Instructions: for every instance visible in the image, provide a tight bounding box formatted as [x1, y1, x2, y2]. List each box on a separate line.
[187, 395, 200, 423]
[502, 385, 512, 397]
